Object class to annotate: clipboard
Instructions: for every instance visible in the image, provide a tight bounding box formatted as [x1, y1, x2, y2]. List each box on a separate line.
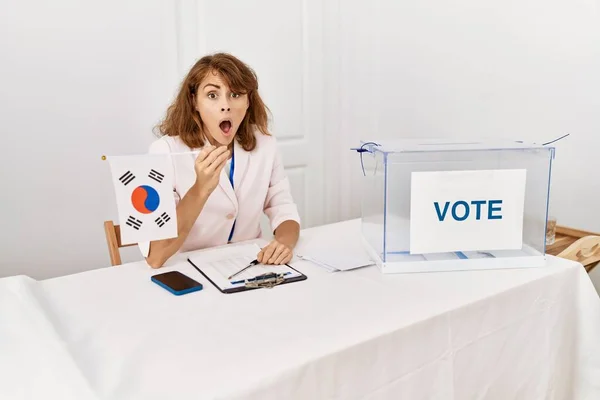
[186, 243, 307, 294]
[188, 259, 307, 294]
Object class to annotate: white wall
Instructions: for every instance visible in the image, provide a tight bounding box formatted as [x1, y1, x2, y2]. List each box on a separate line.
[326, 0, 600, 233]
[0, 1, 179, 279]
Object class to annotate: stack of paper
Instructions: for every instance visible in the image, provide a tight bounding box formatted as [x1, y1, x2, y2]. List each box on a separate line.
[296, 243, 375, 272]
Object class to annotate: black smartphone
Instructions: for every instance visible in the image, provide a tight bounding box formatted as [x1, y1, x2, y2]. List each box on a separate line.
[151, 271, 203, 296]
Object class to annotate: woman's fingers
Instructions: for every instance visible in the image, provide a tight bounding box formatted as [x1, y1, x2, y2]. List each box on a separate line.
[216, 155, 229, 172]
[258, 242, 277, 263]
[201, 147, 227, 169]
[268, 244, 286, 264]
[195, 145, 214, 163]
[273, 248, 291, 265]
[257, 241, 293, 265]
[208, 156, 229, 185]
[197, 146, 228, 170]
[206, 149, 230, 173]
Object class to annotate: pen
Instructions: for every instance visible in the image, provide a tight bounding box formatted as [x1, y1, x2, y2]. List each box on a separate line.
[227, 259, 259, 280]
[231, 271, 292, 285]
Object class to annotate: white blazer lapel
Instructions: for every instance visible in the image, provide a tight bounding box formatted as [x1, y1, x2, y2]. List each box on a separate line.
[217, 140, 251, 209]
[218, 158, 237, 210]
[232, 139, 250, 194]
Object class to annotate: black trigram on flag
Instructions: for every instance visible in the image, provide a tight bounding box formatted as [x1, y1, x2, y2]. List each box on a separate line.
[119, 171, 135, 186]
[149, 169, 164, 184]
[155, 212, 171, 227]
[126, 216, 143, 230]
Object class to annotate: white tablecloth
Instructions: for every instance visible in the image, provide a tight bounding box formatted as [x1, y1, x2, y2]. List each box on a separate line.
[1, 219, 600, 399]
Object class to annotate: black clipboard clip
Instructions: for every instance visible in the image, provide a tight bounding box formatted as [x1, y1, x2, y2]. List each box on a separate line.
[244, 272, 286, 289]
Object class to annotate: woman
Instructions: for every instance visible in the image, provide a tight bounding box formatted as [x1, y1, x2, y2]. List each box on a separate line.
[141, 53, 300, 268]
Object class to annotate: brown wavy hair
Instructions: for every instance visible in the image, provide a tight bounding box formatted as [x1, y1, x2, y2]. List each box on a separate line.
[155, 53, 270, 151]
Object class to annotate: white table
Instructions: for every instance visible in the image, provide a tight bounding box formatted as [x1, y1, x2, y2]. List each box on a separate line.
[2, 219, 600, 399]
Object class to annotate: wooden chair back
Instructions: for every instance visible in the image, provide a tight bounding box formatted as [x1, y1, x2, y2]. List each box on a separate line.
[557, 235, 600, 273]
[103, 220, 136, 266]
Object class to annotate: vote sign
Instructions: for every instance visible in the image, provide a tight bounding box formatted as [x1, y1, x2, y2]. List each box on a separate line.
[409, 169, 527, 254]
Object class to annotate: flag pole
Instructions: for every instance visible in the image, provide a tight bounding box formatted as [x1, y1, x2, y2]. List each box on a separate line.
[101, 151, 201, 161]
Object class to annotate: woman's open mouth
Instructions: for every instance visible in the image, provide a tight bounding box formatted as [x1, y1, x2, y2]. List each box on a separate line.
[219, 119, 232, 135]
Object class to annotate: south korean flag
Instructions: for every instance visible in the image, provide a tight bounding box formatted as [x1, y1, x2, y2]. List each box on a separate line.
[107, 153, 177, 245]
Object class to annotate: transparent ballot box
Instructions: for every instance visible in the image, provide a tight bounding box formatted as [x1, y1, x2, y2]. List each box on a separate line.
[357, 140, 555, 273]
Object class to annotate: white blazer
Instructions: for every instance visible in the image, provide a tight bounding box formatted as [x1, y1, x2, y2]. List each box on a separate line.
[138, 132, 301, 257]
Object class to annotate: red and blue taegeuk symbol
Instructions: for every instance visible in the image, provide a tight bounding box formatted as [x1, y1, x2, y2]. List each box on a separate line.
[131, 185, 160, 214]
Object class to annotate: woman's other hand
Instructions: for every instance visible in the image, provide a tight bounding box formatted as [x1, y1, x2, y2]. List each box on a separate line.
[257, 239, 293, 265]
[193, 145, 229, 196]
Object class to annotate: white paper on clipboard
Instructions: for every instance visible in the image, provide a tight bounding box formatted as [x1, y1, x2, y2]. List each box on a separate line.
[187, 243, 302, 291]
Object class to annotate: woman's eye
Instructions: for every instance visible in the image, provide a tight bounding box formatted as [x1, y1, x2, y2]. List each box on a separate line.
[231, 93, 240, 98]
[207, 92, 217, 99]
